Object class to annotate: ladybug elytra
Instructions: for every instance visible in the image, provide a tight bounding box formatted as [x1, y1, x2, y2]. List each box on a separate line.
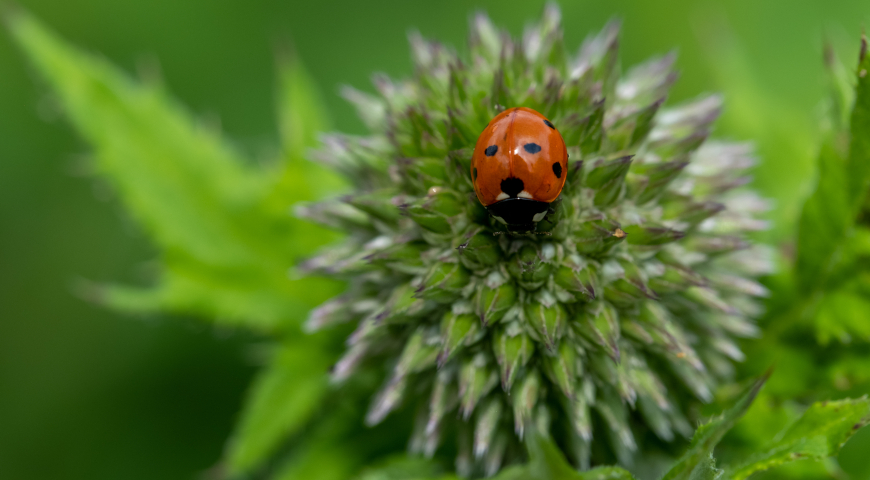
[471, 107, 568, 232]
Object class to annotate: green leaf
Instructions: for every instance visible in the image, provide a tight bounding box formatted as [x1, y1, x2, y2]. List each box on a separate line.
[795, 37, 870, 295]
[489, 432, 637, 480]
[689, 455, 721, 480]
[814, 287, 870, 344]
[662, 372, 769, 480]
[794, 139, 854, 294]
[10, 11, 342, 332]
[268, 392, 362, 480]
[353, 456, 457, 480]
[227, 337, 333, 474]
[724, 397, 870, 480]
[271, 436, 358, 480]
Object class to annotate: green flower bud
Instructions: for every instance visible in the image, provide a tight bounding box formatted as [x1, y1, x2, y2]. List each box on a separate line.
[417, 261, 471, 303]
[604, 258, 657, 306]
[459, 353, 499, 419]
[438, 311, 481, 366]
[585, 155, 633, 207]
[366, 240, 428, 273]
[507, 245, 554, 290]
[553, 261, 598, 301]
[474, 397, 503, 458]
[305, 7, 771, 473]
[511, 370, 541, 438]
[344, 189, 403, 225]
[622, 224, 685, 245]
[543, 340, 578, 399]
[492, 322, 535, 391]
[403, 189, 464, 233]
[630, 159, 689, 204]
[475, 275, 517, 326]
[426, 369, 458, 439]
[457, 227, 502, 269]
[399, 156, 449, 191]
[580, 302, 621, 361]
[295, 199, 372, 231]
[575, 215, 627, 255]
[661, 198, 725, 226]
[524, 291, 567, 350]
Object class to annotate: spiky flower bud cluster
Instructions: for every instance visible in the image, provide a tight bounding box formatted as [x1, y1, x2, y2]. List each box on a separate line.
[299, 6, 771, 475]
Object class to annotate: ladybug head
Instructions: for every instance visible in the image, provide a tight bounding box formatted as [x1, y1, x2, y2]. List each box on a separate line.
[486, 197, 551, 233]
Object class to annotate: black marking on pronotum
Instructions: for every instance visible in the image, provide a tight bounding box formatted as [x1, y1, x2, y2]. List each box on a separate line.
[552, 162, 562, 178]
[500, 177, 524, 198]
[472, 167, 478, 180]
[524, 143, 541, 154]
[485, 145, 498, 156]
[543, 119, 555, 129]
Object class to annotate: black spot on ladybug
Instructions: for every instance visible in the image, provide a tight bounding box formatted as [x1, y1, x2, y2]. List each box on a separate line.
[501, 177, 524, 198]
[472, 167, 478, 180]
[524, 143, 541, 154]
[552, 162, 562, 178]
[485, 145, 498, 156]
[543, 119, 555, 129]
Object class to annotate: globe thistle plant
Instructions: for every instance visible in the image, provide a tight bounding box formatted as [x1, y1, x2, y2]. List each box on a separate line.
[299, 5, 771, 475]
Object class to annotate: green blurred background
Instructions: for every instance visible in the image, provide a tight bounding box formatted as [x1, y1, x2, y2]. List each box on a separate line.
[2, 0, 869, 478]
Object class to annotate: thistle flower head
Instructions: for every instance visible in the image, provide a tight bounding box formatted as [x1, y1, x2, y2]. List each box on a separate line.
[300, 5, 771, 475]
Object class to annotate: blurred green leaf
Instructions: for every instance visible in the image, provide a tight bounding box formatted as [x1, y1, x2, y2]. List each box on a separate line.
[688, 455, 720, 480]
[795, 139, 853, 293]
[662, 373, 769, 480]
[353, 456, 457, 480]
[725, 397, 870, 480]
[796, 38, 870, 293]
[9, 11, 343, 332]
[226, 337, 333, 474]
[814, 287, 870, 344]
[489, 432, 637, 480]
[268, 394, 361, 480]
[789, 36, 870, 346]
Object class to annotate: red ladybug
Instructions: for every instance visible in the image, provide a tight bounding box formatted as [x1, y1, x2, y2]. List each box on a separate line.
[471, 107, 568, 231]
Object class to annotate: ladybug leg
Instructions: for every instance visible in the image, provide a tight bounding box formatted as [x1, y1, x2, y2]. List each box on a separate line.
[535, 231, 553, 236]
[492, 231, 506, 236]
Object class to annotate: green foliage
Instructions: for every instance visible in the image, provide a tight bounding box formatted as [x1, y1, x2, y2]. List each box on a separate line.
[9, 10, 343, 333]
[725, 397, 870, 480]
[10, 5, 870, 480]
[354, 456, 459, 480]
[485, 376, 868, 480]
[795, 37, 870, 326]
[226, 337, 332, 473]
[489, 433, 637, 480]
[736, 35, 870, 417]
[661, 374, 769, 480]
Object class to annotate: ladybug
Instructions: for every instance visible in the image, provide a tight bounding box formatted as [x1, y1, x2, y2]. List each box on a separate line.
[471, 107, 568, 232]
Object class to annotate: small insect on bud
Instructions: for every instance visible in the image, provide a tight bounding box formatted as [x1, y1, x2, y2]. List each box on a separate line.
[575, 216, 628, 255]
